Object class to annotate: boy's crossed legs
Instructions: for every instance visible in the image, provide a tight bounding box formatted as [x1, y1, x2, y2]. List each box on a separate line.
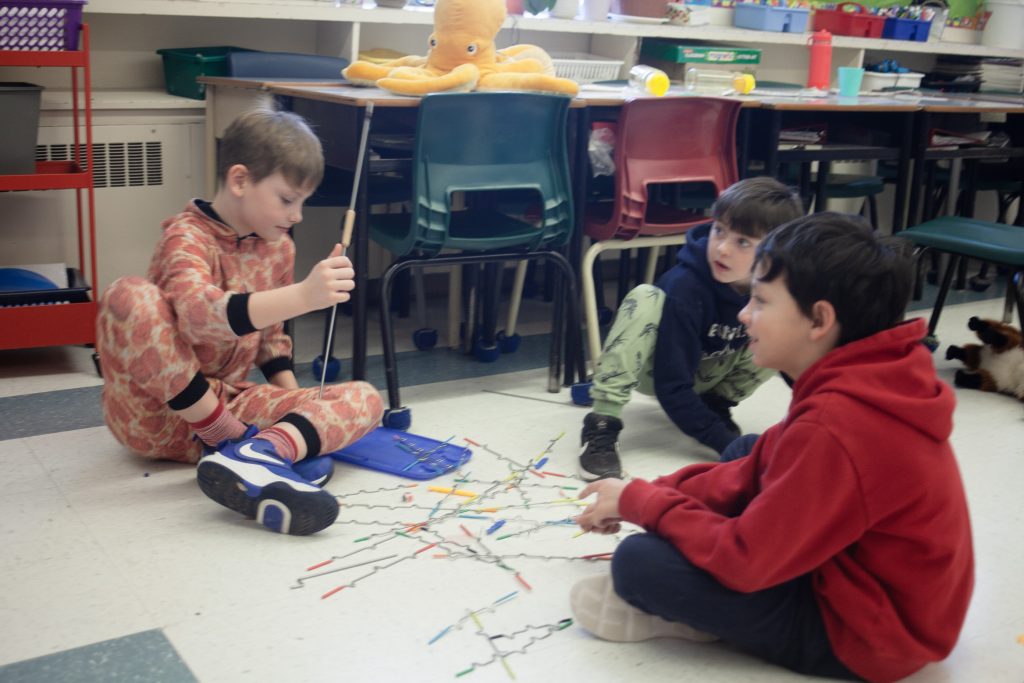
[582, 285, 772, 480]
[98, 276, 383, 535]
[573, 534, 859, 680]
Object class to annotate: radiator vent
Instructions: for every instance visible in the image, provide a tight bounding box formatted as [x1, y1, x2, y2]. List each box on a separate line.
[35, 141, 164, 189]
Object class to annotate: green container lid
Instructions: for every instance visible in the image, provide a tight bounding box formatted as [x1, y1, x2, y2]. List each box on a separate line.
[640, 40, 762, 65]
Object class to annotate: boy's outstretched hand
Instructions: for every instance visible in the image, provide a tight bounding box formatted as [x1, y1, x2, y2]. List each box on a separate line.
[301, 243, 355, 310]
[576, 478, 629, 535]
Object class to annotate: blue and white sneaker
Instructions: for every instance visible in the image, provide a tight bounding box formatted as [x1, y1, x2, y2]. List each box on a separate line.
[200, 426, 335, 487]
[197, 433, 339, 535]
[291, 453, 335, 487]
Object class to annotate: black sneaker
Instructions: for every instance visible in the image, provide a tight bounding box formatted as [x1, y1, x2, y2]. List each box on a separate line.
[578, 413, 624, 481]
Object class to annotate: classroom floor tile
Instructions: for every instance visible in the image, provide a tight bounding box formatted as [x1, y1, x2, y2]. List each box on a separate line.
[1, 295, 1022, 682]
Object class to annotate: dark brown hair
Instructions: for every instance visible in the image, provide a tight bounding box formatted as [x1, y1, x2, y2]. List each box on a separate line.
[713, 176, 804, 239]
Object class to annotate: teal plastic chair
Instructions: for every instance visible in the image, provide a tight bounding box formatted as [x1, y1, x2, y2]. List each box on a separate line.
[369, 92, 574, 257]
[369, 92, 584, 428]
[783, 167, 885, 228]
[900, 216, 1024, 345]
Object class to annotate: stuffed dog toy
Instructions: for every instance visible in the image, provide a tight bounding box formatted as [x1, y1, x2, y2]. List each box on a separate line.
[945, 316, 1024, 402]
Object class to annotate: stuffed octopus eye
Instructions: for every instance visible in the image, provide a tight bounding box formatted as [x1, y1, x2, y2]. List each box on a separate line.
[466, 43, 478, 55]
[429, 35, 438, 49]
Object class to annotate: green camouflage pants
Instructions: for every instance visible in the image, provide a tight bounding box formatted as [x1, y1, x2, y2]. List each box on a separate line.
[590, 284, 774, 418]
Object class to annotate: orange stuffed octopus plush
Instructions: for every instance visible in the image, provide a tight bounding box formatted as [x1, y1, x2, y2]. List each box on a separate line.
[342, 0, 579, 97]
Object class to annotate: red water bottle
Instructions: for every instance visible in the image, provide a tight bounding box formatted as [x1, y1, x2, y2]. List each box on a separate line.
[807, 29, 832, 90]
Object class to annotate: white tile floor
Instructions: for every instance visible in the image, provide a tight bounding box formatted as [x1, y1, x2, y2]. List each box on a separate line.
[1, 297, 1023, 682]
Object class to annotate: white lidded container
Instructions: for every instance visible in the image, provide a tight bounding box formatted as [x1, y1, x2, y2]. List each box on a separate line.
[982, 0, 1024, 50]
[861, 71, 924, 91]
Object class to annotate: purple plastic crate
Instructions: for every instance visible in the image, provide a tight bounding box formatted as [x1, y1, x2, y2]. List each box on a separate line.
[0, 0, 87, 51]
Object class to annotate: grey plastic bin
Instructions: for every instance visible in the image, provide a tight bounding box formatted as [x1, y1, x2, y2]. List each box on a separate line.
[0, 82, 44, 175]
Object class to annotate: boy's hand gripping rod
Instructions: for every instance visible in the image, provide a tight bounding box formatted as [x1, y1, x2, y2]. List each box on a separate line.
[319, 102, 375, 400]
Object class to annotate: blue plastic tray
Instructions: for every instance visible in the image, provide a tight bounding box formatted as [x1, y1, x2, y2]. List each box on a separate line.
[328, 427, 472, 480]
[733, 4, 809, 32]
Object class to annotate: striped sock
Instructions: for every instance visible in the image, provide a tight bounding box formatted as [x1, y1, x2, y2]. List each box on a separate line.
[190, 402, 247, 448]
[256, 426, 299, 463]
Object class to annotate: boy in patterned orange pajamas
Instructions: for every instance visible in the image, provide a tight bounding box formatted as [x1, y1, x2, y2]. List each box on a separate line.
[96, 107, 383, 536]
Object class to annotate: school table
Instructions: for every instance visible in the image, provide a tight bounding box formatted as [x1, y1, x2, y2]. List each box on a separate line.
[741, 94, 921, 231]
[898, 92, 1024, 228]
[575, 88, 920, 230]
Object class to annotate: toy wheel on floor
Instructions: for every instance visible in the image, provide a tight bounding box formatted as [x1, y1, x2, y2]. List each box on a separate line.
[496, 331, 521, 354]
[413, 327, 438, 350]
[312, 355, 341, 383]
[383, 406, 412, 430]
[473, 338, 501, 363]
[968, 275, 992, 292]
[598, 306, 615, 327]
[571, 382, 593, 406]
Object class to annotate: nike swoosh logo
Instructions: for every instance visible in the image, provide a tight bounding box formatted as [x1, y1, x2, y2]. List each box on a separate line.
[239, 442, 285, 465]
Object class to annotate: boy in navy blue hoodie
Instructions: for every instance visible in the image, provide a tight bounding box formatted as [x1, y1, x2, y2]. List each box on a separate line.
[579, 177, 803, 481]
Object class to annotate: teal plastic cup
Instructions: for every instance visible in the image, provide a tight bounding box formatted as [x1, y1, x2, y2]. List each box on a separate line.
[838, 67, 864, 97]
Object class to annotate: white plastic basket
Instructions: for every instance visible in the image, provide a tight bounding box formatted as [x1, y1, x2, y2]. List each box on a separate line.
[550, 52, 624, 84]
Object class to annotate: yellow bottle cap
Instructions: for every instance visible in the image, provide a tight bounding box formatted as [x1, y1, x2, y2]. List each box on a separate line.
[647, 71, 670, 97]
[732, 73, 756, 95]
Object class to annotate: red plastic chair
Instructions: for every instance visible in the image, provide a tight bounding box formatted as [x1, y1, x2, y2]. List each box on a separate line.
[581, 96, 742, 368]
[586, 96, 741, 242]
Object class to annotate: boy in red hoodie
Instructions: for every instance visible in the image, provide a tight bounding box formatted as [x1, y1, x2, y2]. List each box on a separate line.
[571, 212, 974, 682]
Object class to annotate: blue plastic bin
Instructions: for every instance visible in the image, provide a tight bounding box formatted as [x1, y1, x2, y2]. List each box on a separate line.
[882, 16, 930, 41]
[733, 3, 809, 32]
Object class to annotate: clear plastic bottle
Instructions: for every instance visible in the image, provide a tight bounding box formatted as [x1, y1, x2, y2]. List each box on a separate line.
[683, 67, 756, 95]
[628, 64, 670, 97]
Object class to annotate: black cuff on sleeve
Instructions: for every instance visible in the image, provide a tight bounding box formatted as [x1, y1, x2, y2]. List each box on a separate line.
[279, 413, 322, 458]
[167, 371, 211, 411]
[260, 356, 294, 381]
[227, 292, 258, 336]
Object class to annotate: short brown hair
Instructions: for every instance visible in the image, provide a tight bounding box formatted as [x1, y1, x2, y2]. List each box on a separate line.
[712, 176, 804, 239]
[217, 107, 324, 190]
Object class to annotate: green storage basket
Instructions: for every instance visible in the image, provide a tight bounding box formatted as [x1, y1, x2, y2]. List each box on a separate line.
[156, 46, 254, 100]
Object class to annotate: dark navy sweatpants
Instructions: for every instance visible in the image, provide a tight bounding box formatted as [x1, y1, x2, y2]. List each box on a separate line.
[615, 430, 859, 679]
[611, 534, 859, 679]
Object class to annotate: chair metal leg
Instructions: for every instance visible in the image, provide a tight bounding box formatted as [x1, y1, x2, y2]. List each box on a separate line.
[380, 261, 409, 414]
[461, 264, 479, 354]
[617, 250, 631, 305]
[911, 246, 927, 301]
[504, 260, 529, 338]
[867, 194, 879, 230]
[380, 251, 585, 416]
[479, 262, 502, 347]
[643, 246, 661, 284]
[580, 235, 690, 373]
[1013, 270, 1024, 327]
[447, 266, 461, 350]
[591, 249, 607, 314]
[929, 254, 961, 336]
